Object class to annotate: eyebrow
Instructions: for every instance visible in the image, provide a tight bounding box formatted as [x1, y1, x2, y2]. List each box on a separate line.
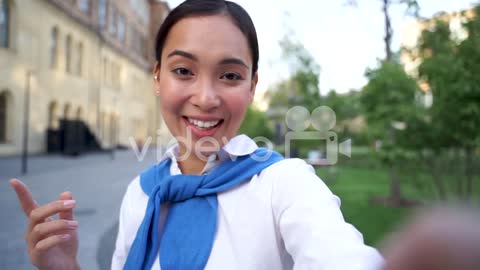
[167, 50, 198, 61]
[167, 49, 249, 69]
[219, 58, 249, 69]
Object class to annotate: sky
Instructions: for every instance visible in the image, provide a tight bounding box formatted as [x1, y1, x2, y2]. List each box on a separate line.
[165, 0, 477, 96]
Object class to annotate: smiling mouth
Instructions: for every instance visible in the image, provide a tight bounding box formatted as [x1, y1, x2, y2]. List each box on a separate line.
[183, 116, 224, 130]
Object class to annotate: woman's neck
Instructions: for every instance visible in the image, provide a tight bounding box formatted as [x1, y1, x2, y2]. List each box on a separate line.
[177, 147, 208, 175]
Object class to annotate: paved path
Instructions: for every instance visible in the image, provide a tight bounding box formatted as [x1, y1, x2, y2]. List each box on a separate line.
[0, 149, 160, 270]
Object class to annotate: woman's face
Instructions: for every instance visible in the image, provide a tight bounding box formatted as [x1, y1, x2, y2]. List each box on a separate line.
[154, 14, 257, 160]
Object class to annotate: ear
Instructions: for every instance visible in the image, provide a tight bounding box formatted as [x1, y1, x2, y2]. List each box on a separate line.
[248, 72, 258, 104]
[153, 62, 160, 96]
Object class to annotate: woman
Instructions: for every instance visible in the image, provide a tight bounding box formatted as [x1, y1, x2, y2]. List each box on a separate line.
[10, 0, 384, 269]
[13, 0, 382, 269]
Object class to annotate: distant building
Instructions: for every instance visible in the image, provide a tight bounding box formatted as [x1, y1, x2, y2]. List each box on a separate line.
[0, 0, 170, 156]
[400, 8, 475, 107]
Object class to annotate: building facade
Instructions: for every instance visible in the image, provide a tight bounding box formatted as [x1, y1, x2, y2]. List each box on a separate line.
[0, 0, 170, 156]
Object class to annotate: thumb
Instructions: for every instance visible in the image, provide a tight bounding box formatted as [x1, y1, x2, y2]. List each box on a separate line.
[59, 191, 75, 221]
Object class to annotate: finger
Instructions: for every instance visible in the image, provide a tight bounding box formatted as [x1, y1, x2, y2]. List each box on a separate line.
[33, 233, 72, 253]
[27, 200, 76, 234]
[9, 179, 39, 217]
[30, 219, 78, 248]
[59, 192, 75, 221]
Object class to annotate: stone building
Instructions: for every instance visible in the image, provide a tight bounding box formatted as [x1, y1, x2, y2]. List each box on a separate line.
[0, 0, 170, 156]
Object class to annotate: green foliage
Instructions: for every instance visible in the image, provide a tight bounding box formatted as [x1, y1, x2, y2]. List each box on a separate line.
[322, 90, 369, 145]
[323, 91, 362, 121]
[360, 61, 419, 139]
[238, 106, 273, 140]
[267, 36, 321, 111]
[417, 6, 480, 150]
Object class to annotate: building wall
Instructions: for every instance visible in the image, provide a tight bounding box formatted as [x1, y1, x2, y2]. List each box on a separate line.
[0, 0, 170, 156]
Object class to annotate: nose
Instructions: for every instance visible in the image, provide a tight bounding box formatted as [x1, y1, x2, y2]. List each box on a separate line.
[190, 78, 221, 111]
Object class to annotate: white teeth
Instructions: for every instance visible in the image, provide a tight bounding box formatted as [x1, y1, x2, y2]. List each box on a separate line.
[187, 118, 220, 129]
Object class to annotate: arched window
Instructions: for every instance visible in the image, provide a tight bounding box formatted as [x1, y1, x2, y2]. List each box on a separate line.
[0, 90, 12, 142]
[76, 106, 83, 120]
[76, 42, 83, 76]
[0, 0, 9, 48]
[65, 34, 72, 73]
[63, 103, 71, 120]
[50, 27, 59, 68]
[48, 101, 59, 129]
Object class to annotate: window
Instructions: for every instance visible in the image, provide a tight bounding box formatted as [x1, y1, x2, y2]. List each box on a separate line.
[65, 34, 72, 73]
[118, 14, 125, 41]
[102, 57, 108, 85]
[0, 0, 9, 48]
[50, 27, 59, 68]
[76, 107, 83, 120]
[130, 27, 147, 59]
[0, 91, 10, 142]
[76, 42, 83, 76]
[109, 5, 117, 35]
[63, 103, 71, 119]
[78, 0, 90, 14]
[98, 0, 107, 28]
[129, 0, 150, 24]
[48, 101, 60, 129]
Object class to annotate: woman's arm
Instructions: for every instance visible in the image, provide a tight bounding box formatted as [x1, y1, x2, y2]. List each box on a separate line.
[270, 159, 384, 270]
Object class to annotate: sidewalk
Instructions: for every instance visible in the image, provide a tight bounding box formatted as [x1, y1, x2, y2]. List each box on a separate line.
[0, 149, 160, 270]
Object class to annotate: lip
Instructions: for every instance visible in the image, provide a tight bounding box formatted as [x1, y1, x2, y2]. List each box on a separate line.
[182, 116, 224, 138]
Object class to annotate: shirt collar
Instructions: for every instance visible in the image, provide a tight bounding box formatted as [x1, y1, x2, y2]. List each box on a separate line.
[160, 134, 258, 175]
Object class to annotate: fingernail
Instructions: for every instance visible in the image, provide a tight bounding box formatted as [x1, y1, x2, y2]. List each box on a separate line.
[67, 220, 78, 227]
[63, 200, 76, 208]
[61, 234, 71, 241]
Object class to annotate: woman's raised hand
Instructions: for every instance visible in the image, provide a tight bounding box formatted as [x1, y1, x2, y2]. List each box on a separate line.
[9, 179, 81, 270]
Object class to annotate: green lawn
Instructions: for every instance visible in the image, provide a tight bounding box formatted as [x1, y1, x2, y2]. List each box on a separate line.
[316, 166, 421, 247]
[313, 151, 480, 247]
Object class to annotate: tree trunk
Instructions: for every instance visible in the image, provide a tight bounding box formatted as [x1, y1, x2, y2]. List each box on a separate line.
[427, 156, 447, 201]
[455, 148, 464, 198]
[382, 0, 393, 61]
[390, 166, 403, 204]
[465, 147, 474, 202]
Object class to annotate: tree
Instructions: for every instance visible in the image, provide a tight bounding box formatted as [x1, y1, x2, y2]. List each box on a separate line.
[360, 60, 419, 206]
[238, 106, 273, 141]
[277, 35, 322, 111]
[415, 6, 480, 201]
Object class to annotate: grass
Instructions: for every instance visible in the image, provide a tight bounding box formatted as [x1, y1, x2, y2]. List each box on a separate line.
[316, 164, 480, 247]
[316, 166, 424, 247]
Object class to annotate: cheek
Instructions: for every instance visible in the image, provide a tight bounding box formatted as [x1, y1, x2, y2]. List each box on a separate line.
[224, 92, 251, 122]
[158, 79, 185, 114]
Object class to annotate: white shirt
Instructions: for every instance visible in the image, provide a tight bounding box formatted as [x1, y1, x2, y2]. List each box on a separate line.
[111, 134, 384, 270]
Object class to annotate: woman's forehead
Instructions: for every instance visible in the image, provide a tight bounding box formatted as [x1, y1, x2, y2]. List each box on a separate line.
[161, 15, 252, 63]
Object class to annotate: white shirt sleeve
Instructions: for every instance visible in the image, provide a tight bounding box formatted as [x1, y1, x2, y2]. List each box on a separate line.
[111, 176, 148, 270]
[271, 159, 384, 270]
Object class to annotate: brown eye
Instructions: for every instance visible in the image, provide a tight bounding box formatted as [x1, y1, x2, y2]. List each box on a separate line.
[221, 72, 243, 81]
[172, 67, 194, 76]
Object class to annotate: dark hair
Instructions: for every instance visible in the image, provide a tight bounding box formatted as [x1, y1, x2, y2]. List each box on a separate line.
[155, 0, 259, 76]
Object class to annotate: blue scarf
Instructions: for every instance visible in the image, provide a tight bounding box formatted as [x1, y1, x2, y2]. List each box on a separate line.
[123, 148, 283, 270]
